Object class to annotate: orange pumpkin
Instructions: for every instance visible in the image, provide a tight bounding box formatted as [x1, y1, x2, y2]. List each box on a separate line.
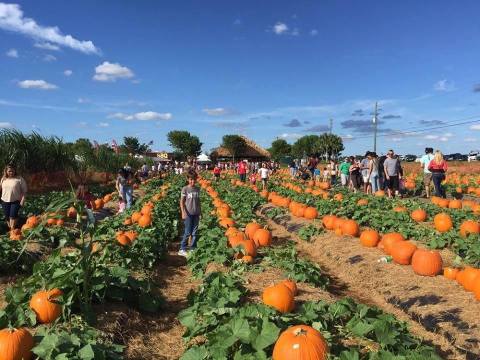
[94, 199, 104, 210]
[433, 213, 453, 233]
[322, 215, 337, 230]
[0, 328, 34, 360]
[443, 267, 459, 280]
[341, 220, 359, 237]
[116, 234, 132, 246]
[381, 233, 405, 255]
[448, 199, 462, 209]
[272, 325, 328, 360]
[411, 249, 443, 276]
[131, 212, 142, 223]
[29, 288, 63, 324]
[411, 209, 427, 222]
[457, 267, 480, 291]
[237, 239, 257, 257]
[359, 230, 380, 247]
[26, 215, 39, 227]
[219, 218, 235, 228]
[303, 207, 318, 220]
[245, 222, 262, 240]
[124, 217, 133, 226]
[374, 190, 385, 197]
[225, 227, 240, 238]
[393, 206, 407, 213]
[9, 229, 23, 241]
[67, 207, 77, 219]
[239, 255, 254, 264]
[333, 193, 343, 201]
[138, 214, 152, 228]
[473, 278, 480, 300]
[228, 232, 246, 248]
[459, 220, 480, 238]
[391, 241, 417, 265]
[253, 228, 272, 247]
[262, 283, 295, 313]
[357, 198, 368, 206]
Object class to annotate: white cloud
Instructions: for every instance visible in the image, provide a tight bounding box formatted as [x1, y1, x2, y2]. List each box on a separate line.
[43, 54, 56, 62]
[202, 107, 231, 116]
[77, 121, 87, 127]
[310, 29, 318, 36]
[17, 79, 57, 90]
[273, 22, 288, 35]
[98, 122, 109, 127]
[439, 136, 449, 142]
[93, 61, 134, 82]
[465, 137, 477, 142]
[64, 69, 73, 76]
[279, 133, 302, 140]
[77, 97, 89, 103]
[108, 111, 172, 121]
[470, 124, 480, 130]
[34, 42, 60, 51]
[0, 3, 100, 54]
[6, 48, 17, 57]
[433, 79, 455, 92]
[291, 28, 299, 36]
[424, 134, 438, 140]
[0, 121, 13, 128]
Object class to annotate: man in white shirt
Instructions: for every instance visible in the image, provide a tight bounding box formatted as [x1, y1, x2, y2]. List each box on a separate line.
[419, 147, 434, 198]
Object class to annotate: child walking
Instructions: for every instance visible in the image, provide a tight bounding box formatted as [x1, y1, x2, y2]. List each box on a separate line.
[179, 171, 201, 257]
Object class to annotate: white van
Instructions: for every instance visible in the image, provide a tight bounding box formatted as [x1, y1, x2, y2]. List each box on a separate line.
[468, 150, 479, 162]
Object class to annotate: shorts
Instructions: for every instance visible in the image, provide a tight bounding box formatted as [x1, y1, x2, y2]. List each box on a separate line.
[1, 200, 21, 220]
[386, 175, 399, 191]
[362, 175, 369, 183]
[423, 173, 432, 186]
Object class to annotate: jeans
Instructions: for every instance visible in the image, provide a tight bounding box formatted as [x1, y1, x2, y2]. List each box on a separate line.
[330, 175, 337, 185]
[1, 200, 21, 220]
[239, 173, 246, 182]
[181, 214, 200, 250]
[370, 173, 379, 193]
[432, 173, 446, 198]
[121, 185, 133, 209]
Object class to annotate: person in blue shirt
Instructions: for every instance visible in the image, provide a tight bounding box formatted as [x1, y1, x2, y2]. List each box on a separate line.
[419, 147, 434, 198]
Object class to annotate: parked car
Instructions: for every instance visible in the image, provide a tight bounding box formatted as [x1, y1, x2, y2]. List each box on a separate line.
[468, 150, 479, 162]
[404, 154, 417, 162]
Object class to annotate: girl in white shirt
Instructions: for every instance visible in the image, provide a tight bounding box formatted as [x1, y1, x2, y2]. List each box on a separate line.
[0, 165, 27, 230]
[258, 163, 271, 190]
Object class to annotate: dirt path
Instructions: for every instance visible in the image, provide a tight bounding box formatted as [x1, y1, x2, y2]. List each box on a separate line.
[96, 242, 198, 360]
[259, 204, 480, 360]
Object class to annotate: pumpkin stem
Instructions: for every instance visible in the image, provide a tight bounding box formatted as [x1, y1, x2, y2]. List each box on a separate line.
[293, 328, 308, 337]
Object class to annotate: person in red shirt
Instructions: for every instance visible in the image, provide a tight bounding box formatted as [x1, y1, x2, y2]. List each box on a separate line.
[428, 150, 448, 198]
[213, 164, 221, 181]
[238, 160, 247, 182]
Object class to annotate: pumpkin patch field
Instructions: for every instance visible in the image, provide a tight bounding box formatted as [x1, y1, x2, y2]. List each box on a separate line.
[1, 172, 480, 360]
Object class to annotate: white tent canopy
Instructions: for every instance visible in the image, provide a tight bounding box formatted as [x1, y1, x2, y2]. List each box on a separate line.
[197, 153, 211, 162]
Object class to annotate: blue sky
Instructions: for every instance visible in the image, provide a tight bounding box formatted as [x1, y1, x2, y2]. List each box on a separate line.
[1, 0, 480, 155]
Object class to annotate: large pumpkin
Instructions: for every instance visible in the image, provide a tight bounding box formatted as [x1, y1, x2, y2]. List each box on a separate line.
[359, 230, 380, 247]
[0, 328, 34, 360]
[272, 325, 328, 360]
[341, 220, 359, 237]
[411, 249, 443, 276]
[131, 211, 142, 223]
[228, 232, 246, 248]
[262, 283, 294, 313]
[237, 239, 257, 257]
[411, 209, 427, 222]
[391, 241, 417, 265]
[138, 214, 152, 228]
[253, 228, 272, 247]
[433, 213, 452, 233]
[245, 222, 262, 240]
[29, 288, 63, 324]
[381, 233, 405, 255]
[457, 267, 480, 291]
[303, 207, 318, 220]
[322, 215, 337, 230]
[459, 220, 480, 238]
[219, 218, 235, 228]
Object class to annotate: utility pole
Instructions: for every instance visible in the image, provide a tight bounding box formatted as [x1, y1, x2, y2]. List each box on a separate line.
[373, 102, 378, 153]
[329, 118, 333, 134]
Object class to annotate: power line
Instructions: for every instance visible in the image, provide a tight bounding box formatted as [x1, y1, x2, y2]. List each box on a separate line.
[337, 116, 480, 141]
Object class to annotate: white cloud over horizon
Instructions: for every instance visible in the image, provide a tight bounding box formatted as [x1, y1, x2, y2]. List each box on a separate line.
[64, 69, 73, 76]
[433, 79, 455, 92]
[34, 42, 60, 51]
[470, 124, 480, 130]
[108, 111, 172, 121]
[93, 61, 134, 82]
[17, 79, 57, 90]
[0, 2, 100, 54]
[0, 121, 13, 128]
[273, 22, 288, 35]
